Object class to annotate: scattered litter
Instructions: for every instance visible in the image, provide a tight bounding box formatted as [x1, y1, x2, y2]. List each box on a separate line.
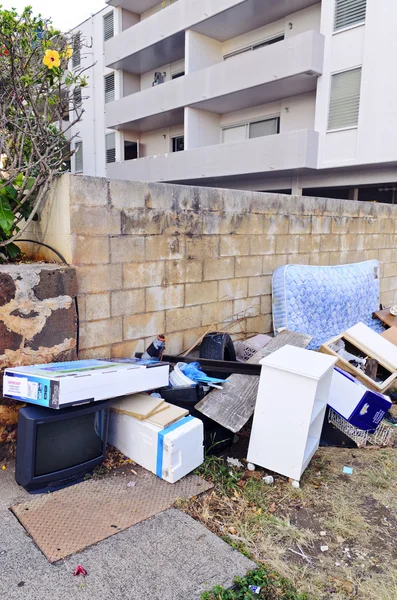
[390, 306, 397, 316]
[320, 531, 327, 537]
[247, 463, 256, 472]
[343, 466, 353, 475]
[263, 475, 274, 485]
[74, 566, 87, 577]
[287, 544, 314, 565]
[291, 480, 300, 489]
[321, 546, 329, 552]
[243, 470, 261, 481]
[141, 334, 166, 361]
[130, 469, 138, 476]
[248, 586, 261, 594]
[127, 481, 136, 488]
[227, 458, 243, 469]
[1, 465, 6, 471]
[330, 339, 366, 367]
[178, 362, 224, 389]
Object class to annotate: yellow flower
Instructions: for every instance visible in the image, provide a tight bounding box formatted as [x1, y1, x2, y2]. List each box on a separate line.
[64, 45, 73, 59]
[43, 49, 61, 69]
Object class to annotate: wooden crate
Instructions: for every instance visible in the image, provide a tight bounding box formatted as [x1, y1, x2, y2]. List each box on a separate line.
[320, 333, 397, 393]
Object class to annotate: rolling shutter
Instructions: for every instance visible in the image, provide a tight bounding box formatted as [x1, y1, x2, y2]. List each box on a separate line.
[334, 0, 367, 31]
[328, 68, 362, 130]
[73, 87, 82, 108]
[75, 142, 83, 173]
[72, 33, 81, 68]
[104, 73, 115, 104]
[106, 133, 116, 163]
[104, 12, 114, 41]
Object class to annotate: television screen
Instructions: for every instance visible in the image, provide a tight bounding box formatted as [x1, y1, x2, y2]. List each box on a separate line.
[16, 401, 110, 493]
[35, 412, 105, 477]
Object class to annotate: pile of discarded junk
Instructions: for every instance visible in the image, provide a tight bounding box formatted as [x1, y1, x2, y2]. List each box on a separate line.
[4, 259, 397, 493]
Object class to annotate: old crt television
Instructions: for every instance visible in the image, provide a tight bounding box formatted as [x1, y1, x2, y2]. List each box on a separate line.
[16, 400, 110, 494]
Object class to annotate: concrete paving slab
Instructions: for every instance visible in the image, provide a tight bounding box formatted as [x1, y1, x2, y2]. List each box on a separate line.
[0, 463, 255, 599]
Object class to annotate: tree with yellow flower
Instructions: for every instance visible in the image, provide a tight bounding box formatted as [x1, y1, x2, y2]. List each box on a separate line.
[0, 6, 90, 261]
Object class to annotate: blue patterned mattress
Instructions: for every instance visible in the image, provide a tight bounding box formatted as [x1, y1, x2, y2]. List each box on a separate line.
[272, 261, 384, 350]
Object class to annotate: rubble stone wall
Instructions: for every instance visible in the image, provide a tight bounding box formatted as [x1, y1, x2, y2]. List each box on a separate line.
[24, 174, 397, 359]
[0, 264, 77, 457]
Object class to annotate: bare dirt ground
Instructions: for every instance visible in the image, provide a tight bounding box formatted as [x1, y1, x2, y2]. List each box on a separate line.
[184, 439, 397, 600]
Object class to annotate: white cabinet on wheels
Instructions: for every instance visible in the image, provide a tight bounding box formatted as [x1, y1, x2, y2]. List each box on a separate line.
[247, 345, 337, 482]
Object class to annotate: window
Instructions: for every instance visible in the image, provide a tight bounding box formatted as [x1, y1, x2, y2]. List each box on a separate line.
[124, 141, 138, 161]
[106, 133, 116, 164]
[73, 87, 82, 108]
[103, 12, 114, 41]
[104, 73, 115, 104]
[328, 68, 362, 130]
[222, 117, 280, 143]
[224, 34, 284, 60]
[334, 0, 367, 31]
[249, 118, 280, 138]
[172, 136, 184, 152]
[72, 33, 81, 68]
[74, 142, 83, 173]
[171, 71, 185, 80]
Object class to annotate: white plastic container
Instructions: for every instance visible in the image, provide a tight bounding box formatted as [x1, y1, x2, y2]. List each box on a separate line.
[108, 410, 204, 483]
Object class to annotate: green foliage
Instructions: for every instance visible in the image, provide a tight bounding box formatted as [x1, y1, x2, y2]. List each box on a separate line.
[201, 566, 311, 600]
[195, 456, 243, 496]
[0, 5, 88, 260]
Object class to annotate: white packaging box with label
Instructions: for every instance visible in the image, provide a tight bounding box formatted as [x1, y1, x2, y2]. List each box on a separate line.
[3, 360, 170, 409]
[108, 410, 204, 483]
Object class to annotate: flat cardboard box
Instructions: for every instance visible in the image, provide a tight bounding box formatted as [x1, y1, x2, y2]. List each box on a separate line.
[146, 404, 189, 428]
[111, 394, 167, 420]
[3, 360, 170, 409]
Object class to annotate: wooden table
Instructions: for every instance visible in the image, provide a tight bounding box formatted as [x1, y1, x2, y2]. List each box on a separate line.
[374, 309, 397, 329]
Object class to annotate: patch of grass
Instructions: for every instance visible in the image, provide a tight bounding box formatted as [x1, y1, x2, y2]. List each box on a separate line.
[221, 536, 254, 560]
[201, 566, 310, 600]
[325, 495, 370, 541]
[195, 456, 243, 496]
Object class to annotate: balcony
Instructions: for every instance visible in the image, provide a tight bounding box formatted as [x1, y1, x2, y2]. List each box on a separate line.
[106, 129, 319, 183]
[106, 30, 324, 132]
[104, 0, 321, 74]
[106, 0, 166, 11]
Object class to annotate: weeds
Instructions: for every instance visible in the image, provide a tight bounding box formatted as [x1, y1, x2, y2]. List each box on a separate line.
[187, 448, 397, 600]
[195, 456, 243, 496]
[201, 566, 310, 600]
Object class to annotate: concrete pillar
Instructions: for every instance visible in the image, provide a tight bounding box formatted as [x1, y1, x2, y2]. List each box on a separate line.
[292, 177, 302, 196]
[185, 107, 221, 151]
[185, 30, 223, 74]
[349, 188, 359, 201]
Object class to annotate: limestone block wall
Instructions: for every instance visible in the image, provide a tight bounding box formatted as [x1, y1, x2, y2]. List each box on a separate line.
[25, 174, 397, 359]
[0, 264, 77, 457]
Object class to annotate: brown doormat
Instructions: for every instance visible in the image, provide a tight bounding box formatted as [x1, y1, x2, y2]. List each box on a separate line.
[11, 467, 212, 563]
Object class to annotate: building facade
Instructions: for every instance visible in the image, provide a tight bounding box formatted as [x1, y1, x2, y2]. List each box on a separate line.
[70, 1, 397, 202]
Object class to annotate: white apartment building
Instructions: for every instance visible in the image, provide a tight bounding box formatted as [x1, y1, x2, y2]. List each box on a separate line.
[69, 1, 397, 203]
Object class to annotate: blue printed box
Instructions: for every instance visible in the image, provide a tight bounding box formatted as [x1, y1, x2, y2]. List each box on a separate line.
[3, 360, 169, 409]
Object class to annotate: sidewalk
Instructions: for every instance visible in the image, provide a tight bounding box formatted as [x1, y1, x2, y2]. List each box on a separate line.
[0, 464, 254, 600]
